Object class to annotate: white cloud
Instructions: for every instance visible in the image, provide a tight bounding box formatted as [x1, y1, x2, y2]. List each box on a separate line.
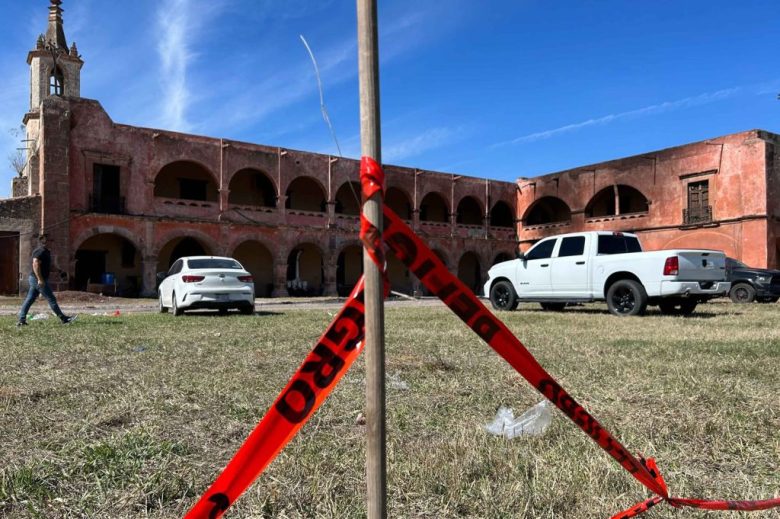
[156, 0, 195, 132]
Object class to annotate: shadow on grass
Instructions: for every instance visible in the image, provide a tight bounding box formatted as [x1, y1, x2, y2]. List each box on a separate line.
[523, 306, 725, 319]
[175, 310, 283, 317]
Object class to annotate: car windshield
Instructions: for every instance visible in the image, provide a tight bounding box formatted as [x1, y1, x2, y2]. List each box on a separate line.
[727, 258, 748, 269]
[187, 258, 242, 270]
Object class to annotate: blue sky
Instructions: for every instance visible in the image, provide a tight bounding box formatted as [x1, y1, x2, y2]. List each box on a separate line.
[1, 0, 779, 198]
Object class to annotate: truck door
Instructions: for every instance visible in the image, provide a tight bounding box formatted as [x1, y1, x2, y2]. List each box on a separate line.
[550, 235, 588, 297]
[518, 238, 557, 295]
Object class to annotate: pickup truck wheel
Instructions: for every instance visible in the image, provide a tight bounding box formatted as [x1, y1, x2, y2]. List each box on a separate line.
[540, 302, 566, 312]
[658, 298, 697, 316]
[606, 280, 647, 316]
[729, 283, 755, 303]
[490, 281, 518, 311]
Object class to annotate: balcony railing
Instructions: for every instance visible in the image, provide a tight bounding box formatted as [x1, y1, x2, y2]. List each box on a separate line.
[90, 195, 126, 214]
[683, 205, 712, 225]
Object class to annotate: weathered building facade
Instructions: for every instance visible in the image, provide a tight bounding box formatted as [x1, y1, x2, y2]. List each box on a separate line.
[0, 1, 518, 297]
[517, 130, 780, 270]
[3, 1, 778, 298]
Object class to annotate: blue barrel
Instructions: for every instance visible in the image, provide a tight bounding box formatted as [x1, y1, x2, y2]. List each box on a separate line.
[102, 272, 116, 285]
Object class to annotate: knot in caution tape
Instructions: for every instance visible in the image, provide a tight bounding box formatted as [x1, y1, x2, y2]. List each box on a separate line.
[359, 156, 390, 296]
[184, 159, 780, 519]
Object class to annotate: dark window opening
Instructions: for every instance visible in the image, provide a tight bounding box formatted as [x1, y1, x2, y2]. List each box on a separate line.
[121, 241, 135, 268]
[179, 179, 208, 201]
[49, 66, 64, 96]
[91, 164, 124, 214]
[490, 201, 514, 227]
[524, 197, 571, 226]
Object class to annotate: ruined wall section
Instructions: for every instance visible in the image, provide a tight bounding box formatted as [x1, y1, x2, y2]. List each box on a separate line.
[516, 129, 777, 267]
[62, 98, 518, 296]
[0, 195, 41, 294]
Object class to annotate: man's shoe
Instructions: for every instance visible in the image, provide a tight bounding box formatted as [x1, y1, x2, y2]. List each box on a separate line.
[61, 315, 77, 325]
[16, 320, 27, 327]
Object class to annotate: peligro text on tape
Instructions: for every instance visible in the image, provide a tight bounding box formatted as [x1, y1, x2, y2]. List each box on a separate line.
[185, 157, 779, 518]
[380, 195, 780, 517]
[183, 280, 367, 519]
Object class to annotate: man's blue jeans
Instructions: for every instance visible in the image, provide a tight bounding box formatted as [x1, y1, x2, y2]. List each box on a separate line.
[18, 274, 65, 322]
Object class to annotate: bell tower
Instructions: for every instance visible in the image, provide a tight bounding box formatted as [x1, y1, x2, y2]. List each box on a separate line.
[20, 0, 83, 195]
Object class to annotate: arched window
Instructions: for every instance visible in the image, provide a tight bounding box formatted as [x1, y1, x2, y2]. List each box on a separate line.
[585, 185, 649, 218]
[490, 201, 514, 227]
[228, 169, 276, 207]
[456, 196, 483, 225]
[386, 187, 412, 220]
[419, 192, 449, 223]
[523, 197, 571, 226]
[49, 66, 64, 96]
[285, 177, 327, 213]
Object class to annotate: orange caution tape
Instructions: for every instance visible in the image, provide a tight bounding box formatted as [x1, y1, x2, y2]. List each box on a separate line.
[184, 159, 779, 518]
[184, 279, 367, 519]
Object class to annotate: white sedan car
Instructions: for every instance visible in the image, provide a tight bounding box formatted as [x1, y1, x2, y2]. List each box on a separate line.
[157, 256, 255, 315]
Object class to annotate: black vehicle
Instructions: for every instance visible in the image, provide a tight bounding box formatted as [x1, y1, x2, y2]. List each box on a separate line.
[726, 258, 780, 303]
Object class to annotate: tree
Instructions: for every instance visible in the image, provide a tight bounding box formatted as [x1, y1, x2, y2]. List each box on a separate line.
[8, 125, 27, 177]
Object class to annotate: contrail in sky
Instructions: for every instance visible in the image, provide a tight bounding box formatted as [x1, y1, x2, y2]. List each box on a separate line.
[491, 84, 770, 148]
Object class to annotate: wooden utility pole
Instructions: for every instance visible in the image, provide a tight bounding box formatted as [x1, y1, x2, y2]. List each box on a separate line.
[357, 1, 386, 517]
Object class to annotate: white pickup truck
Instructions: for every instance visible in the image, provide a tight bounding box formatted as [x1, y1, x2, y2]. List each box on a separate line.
[484, 231, 730, 316]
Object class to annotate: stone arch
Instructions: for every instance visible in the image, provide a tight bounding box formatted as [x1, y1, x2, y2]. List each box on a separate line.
[334, 182, 362, 215]
[155, 233, 217, 272]
[286, 242, 325, 296]
[285, 176, 327, 212]
[456, 196, 483, 225]
[386, 186, 413, 220]
[228, 168, 277, 208]
[73, 233, 142, 296]
[231, 240, 275, 297]
[72, 226, 142, 258]
[523, 196, 571, 226]
[336, 243, 363, 296]
[420, 192, 449, 223]
[457, 251, 482, 294]
[490, 201, 515, 227]
[585, 185, 649, 217]
[153, 160, 219, 202]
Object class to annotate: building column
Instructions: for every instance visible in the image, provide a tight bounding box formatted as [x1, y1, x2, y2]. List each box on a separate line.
[323, 258, 337, 296]
[272, 261, 288, 297]
[141, 255, 158, 297]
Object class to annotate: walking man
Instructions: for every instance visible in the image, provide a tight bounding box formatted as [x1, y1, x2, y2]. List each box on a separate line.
[17, 233, 77, 326]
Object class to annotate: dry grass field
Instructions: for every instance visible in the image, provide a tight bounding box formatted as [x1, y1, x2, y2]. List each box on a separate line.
[1, 300, 778, 518]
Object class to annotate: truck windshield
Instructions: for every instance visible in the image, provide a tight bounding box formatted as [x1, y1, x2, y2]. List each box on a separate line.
[597, 235, 642, 255]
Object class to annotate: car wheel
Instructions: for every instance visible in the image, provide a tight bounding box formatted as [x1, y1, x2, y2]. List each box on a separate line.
[490, 281, 518, 311]
[240, 304, 254, 315]
[729, 283, 755, 303]
[158, 292, 168, 313]
[658, 298, 697, 316]
[606, 279, 647, 316]
[539, 302, 566, 312]
[172, 292, 183, 316]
